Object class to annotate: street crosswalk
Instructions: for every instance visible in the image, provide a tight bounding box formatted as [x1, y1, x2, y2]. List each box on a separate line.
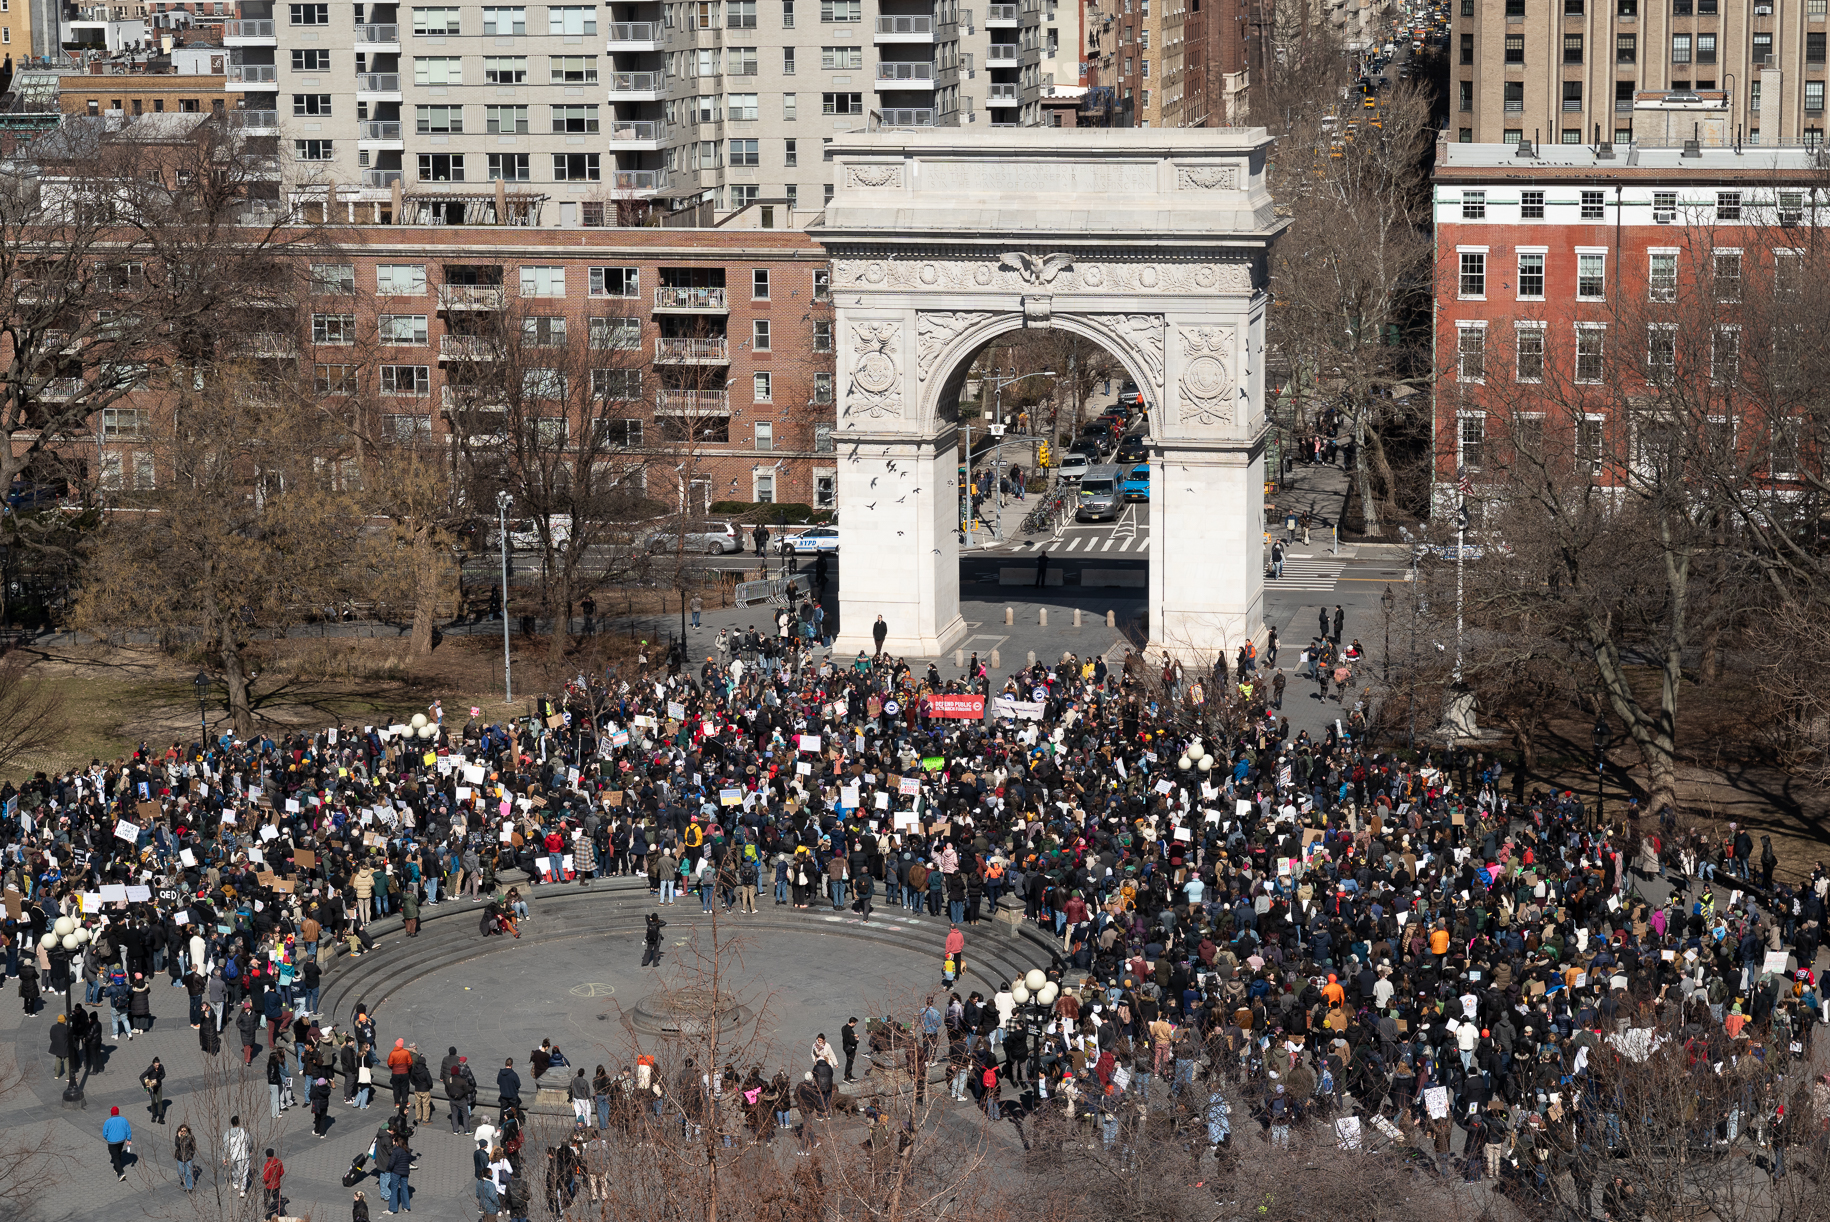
[1012, 534, 1150, 554]
[1267, 557, 1346, 591]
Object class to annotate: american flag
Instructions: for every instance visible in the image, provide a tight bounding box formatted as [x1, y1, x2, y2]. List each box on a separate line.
[1455, 465, 1471, 496]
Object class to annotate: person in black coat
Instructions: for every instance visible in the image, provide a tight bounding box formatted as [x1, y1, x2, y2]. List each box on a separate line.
[49, 1014, 71, 1076]
[496, 1059, 522, 1118]
[309, 1075, 333, 1137]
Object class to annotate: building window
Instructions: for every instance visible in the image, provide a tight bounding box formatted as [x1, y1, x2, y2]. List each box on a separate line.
[1459, 32, 1472, 63]
[380, 364, 431, 395]
[417, 153, 465, 181]
[1458, 416, 1485, 469]
[1780, 190, 1806, 223]
[785, 139, 797, 166]
[101, 408, 150, 439]
[551, 104, 599, 133]
[1715, 190, 1740, 221]
[1712, 326, 1740, 382]
[1647, 250, 1677, 301]
[1461, 189, 1486, 220]
[813, 319, 832, 351]
[481, 5, 524, 32]
[377, 264, 427, 295]
[311, 313, 355, 345]
[416, 105, 463, 134]
[548, 4, 596, 33]
[813, 269, 830, 300]
[519, 266, 566, 297]
[1809, 81, 1826, 113]
[292, 93, 332, 116]
[1504, 81, 1524, 112]
[754, 420, 775, 452]
[1515, 325, 1545, 382]
[288, 2, 328, 21]
[1616, 33, 1635, 61]
[1577, 251, 1605, 298]
[592, 370, 643, 402]
[753, 373, 773, 403]
[310, 262, 355, 294]
[819, 0, 861, 18]
[486, 56, 528, 82]
[1652, 190, 1676, 222]
[1671, 33, 1690, 63]
[753, 471, 775, 503]
[1564, 33, 1582, 62]
[552, 153, 601, 180]
[1458, 80, 1473, 111]
[1713, 249, 1741, 301]
[1521, 189, 1545, 218]
[814, 469, 835, 507]
[1646, 324, 1676, 375]
[522, 317, 568, 348]
[1505, 33, 1524, 63]
[1457, 325, 1486, 381]
[1459, 251, 1486, 298]
[1575, 415, 1604, 467]
[1574, 327, 1605, 384]
[413, 5, 461, 32]
[752, 269, 770, 299]
[294, 139, 335, 160]
[588, 317, 641, 349]
[486, 105, 529, 134]
[550, 55, 597, 82]
[820, 44, 863, 67]
[1811, 32, 1827, 63]
[488, 153, 531, 181]
[378, 315, 429, 345]
[752, 319, 772, 350]
[589, 267, 638, 297]
[728, 138, 760, 166]
[1517, 251, 1545, 299]
[1580, 189, 1605, 220]
[414, 55, 462, 84]
[814, 372, 832, 403]
[1696, 32, 1715, 63]
[822, 92, 864, 114]
[1562, 81, 1582, 111]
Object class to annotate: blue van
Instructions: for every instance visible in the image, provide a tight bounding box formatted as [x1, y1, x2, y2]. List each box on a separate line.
[1122, 464, 1150, 501]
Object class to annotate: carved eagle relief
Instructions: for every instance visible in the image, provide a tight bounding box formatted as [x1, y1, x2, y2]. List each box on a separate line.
[998, 251, 1074, 285]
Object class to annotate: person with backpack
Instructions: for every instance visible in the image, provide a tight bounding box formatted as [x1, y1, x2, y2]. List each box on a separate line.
[738, 854, 759, 914]
[444, 1055, 477, 1133]
[1268, 1083, 1292, 1147]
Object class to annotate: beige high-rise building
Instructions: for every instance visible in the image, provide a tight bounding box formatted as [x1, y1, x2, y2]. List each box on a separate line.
[1453, 0, 1829, 147]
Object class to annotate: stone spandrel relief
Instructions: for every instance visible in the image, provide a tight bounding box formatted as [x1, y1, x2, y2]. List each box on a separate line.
[1086, 314, 1165, 401]
[915, 311, 995, 384]
[845, 321, 903, 420]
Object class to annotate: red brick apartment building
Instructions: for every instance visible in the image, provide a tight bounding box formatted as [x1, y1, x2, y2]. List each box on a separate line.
[1432, 136, 1828, 516]
[99, 224, 839, 512]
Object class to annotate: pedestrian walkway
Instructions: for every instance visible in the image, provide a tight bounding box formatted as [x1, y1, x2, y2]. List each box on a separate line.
[1265, 556, 1345, 592]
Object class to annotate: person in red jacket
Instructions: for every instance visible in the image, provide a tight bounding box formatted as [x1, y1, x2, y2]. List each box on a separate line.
[260, 1148, 284, 1218]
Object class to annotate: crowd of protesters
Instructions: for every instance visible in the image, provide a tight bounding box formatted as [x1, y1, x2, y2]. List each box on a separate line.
[0, 634, 1824, 1216]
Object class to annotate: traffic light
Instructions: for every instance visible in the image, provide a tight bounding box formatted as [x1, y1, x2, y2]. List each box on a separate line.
[1038, 442, 1052, 468]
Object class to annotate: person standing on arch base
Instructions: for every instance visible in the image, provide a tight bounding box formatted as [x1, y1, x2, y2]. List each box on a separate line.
[1034, 549, 1049, 588]
[872, 616, 888, 657]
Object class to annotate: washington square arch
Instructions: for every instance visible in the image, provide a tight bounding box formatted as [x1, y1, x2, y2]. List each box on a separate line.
[810, 128, 1288, 664]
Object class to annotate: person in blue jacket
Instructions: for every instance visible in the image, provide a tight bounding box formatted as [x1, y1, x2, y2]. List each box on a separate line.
[103, 1105, 132, 1181]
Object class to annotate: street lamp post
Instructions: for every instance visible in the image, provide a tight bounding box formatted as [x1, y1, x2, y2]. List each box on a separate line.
[1380, 584, 1394, 683]
[192, 671, 209, 742]
[1592, 715, 1610, 830]
[496, 490, 513, 703]
[51, 916, 85, 1105]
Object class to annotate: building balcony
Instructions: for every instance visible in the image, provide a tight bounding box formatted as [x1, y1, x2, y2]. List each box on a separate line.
[655, 336, 729, 364]
[610, 119, 665, 149]
[226, 107, 278, 133]
[358, 120, 405, 148]
[227, 64, 279, 89]
[986, 43, 1019, 64]
[875, 61, 935, 88]
[440, 335, 499, 361]
[355, 72, 402, 99]
[361, 169, 405, 189]
[40, 378, 84, 402]
[655, 389, 729, 414]
[879, 107, 936, 125]
[355, 22, 400, 48]
[653, 286, 728, 311]
[608, 71, 663, 100]
[223, 18, 275, 43]
[875, 13, 935, 40]
[241, 333, 297, 358]
[986, 2, 1018, 22]
[614, 169, 667, 194]
[606, 20, 662, 48]
[988, 83, 1019, 102]
[438, 285, 505, 311]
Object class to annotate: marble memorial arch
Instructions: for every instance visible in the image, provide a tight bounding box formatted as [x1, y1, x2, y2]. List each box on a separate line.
[809, 129, 1287, 663]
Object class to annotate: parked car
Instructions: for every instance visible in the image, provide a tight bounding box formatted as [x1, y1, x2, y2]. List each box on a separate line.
[644, 521, 741, 554]
[1058, 452, 1091, 482]
[790, 526, 841, 554]
[489, 516, 571, 551]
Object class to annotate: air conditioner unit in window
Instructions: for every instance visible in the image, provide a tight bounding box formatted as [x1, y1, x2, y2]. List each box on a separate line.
[1755, 5, 1771, 13]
